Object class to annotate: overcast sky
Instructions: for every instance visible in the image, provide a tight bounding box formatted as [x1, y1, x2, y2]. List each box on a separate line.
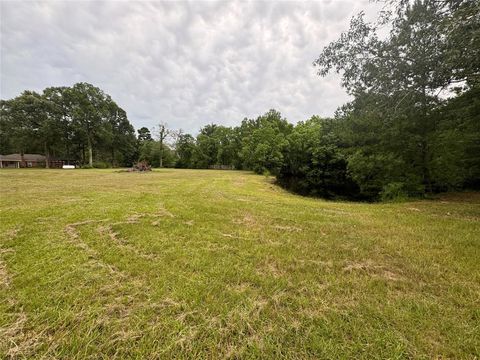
[1, 1, 381, 133]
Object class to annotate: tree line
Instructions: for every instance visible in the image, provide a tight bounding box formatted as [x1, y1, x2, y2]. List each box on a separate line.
[1, 0, 478, 200]
[162, 0, 480, 200]
[1, 83, 137, 168]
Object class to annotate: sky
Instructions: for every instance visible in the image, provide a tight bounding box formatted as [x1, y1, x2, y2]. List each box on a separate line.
[1, 1, 382, 134]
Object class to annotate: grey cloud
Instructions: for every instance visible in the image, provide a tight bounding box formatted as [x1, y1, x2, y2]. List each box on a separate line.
[1, 0, 381, 133]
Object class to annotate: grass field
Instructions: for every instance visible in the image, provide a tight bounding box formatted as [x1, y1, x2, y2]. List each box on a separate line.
[0, 169, 479, 359]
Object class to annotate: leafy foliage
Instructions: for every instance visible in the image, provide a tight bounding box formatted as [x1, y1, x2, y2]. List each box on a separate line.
[278, 117, 357, 198]
[1, 83, 137, 167]
[303, 0, 480, 200]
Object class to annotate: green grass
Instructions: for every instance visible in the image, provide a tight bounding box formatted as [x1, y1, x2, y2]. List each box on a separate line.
[0, 169, 479, 359]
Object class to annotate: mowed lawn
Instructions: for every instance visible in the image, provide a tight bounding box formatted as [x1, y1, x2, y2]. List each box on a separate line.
[0, 169, 479, 359]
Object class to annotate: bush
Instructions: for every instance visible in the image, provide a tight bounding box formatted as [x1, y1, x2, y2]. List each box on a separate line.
[92, 161, 111, 169]
[380, 182, 409, 202]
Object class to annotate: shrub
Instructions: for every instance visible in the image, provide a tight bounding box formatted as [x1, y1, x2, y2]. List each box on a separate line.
[92, 161, 111, 169]
[380, 182, 409, 202]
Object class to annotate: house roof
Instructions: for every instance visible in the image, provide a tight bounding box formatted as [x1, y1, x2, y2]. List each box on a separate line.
[0, 154, 46, 162]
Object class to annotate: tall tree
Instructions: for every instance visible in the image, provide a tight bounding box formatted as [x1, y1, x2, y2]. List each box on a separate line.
[154, 122, 170, 168]
[240, 110, 293, 175]
[195, 124, 219, 168]
[43, 86, 74, 164]
[137, 127, 152, 142]
[69, 83, 109, 167]
[104, 101, 136, 167]
[175, 133, 196, 168]
[312, 0, 480, 198]
[279, 116, 357, 198]
[1, 91, 61, 167]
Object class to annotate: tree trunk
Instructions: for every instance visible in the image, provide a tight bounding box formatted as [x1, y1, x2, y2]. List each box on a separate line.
[159, 142, 163, 168]
[87, 137, 93, 167]
[421, 85, 432, 194]
[158, 124, 166, 168]
[44, 143, 50, 169]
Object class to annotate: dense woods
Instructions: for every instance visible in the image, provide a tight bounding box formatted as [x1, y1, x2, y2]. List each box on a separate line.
[1, 0, 478, 200]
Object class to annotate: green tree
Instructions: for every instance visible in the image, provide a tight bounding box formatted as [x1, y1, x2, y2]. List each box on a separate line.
[69, 83, 110, 167]
[240, 110, 292, 174]
[175, 133, 196, 168]
[43, 86, 75, 164]
[1, 91, 62, 167]
[194, 124, 220, 168]
[279, 117, 357, 198]
[104, 101, 137, 167]
[137, 127, 152, 142]
[312, 0, 480, 198]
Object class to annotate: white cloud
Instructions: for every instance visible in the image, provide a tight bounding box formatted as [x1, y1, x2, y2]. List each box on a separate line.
[1, 0, 381, 133]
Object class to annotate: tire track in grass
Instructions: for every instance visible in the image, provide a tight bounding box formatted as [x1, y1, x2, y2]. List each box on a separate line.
[62, 220, 154, 354]
[101, 207, 178, 261]
[64, 219, 125, 276]
[90, 211, 243, 357]
[0, 228, 44, 359]
[65, 208, 177, 276]
[6, 209, 199, 357]
[60, 214, 192, 356]
[97, 224, 158, 261]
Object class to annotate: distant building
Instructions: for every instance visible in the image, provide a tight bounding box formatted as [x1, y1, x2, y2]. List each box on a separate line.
[0, 154, 64, 168]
